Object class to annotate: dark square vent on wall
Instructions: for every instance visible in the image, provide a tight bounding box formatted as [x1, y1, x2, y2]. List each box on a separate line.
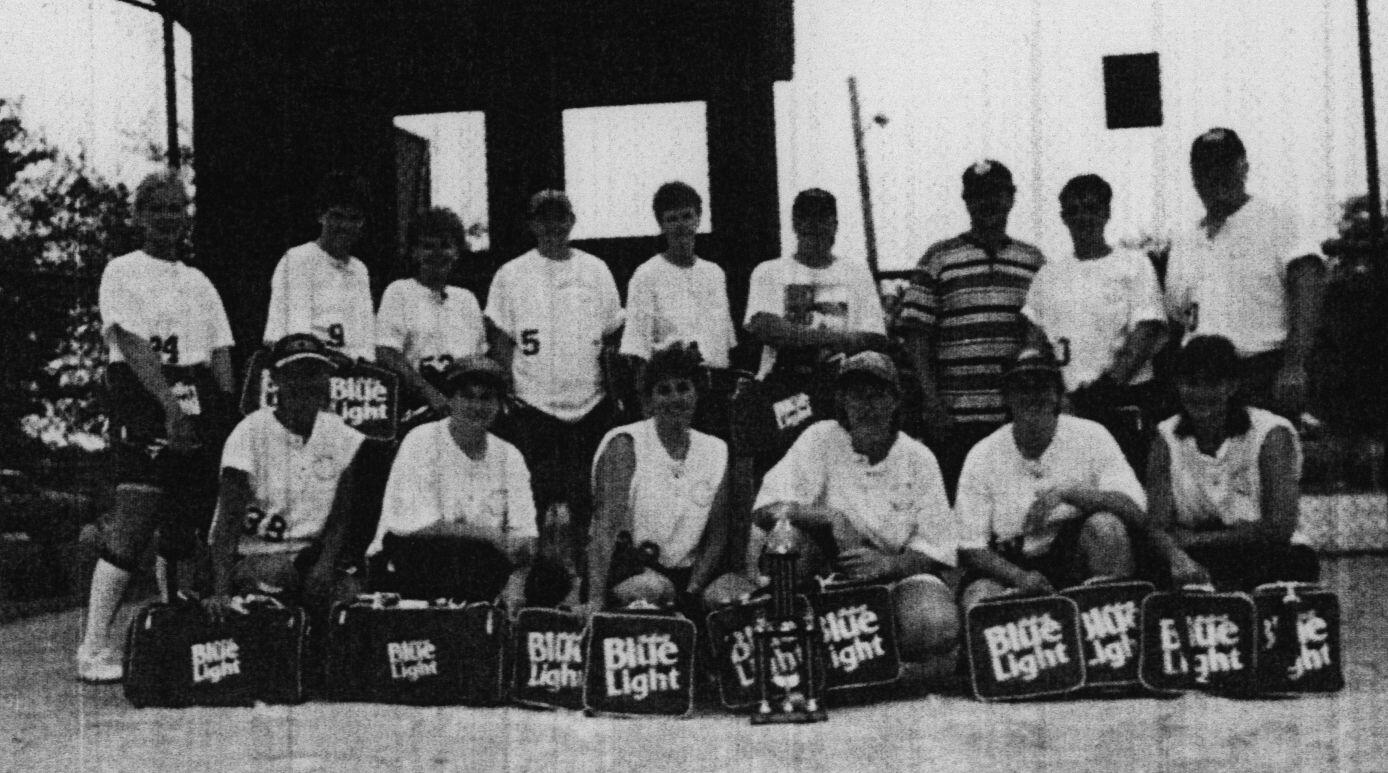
[1103, 53, 1163, 129]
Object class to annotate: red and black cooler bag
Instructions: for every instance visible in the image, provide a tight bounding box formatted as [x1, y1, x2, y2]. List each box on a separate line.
[1060, 579, 1154, 690]
[583, 609, 696, 717]
[511, 607, 587, 710]
[1139, 585, 1257, 694]
[706, 594, 826, 711]
[325, 596, 509, 705]
[123, 595, 307, 708]
[1253, 582, 1344, 694]
[807, 581, 902, 691]
[964, 593, 1085, 701]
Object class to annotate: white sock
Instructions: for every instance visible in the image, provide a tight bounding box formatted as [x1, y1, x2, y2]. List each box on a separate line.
[82, 559, 131, 651]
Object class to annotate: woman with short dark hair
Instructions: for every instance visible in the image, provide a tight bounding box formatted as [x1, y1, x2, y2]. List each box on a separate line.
[1144, 335, 1318, 590]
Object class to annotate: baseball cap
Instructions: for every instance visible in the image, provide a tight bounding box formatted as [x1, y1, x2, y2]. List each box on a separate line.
[527, 189, 573, 220]
[962, 159, 1015, 197]
[442, 355, 510, 395]
[270, 333, 336, 371]
[1003, 344, 1062, 390]
[791, 188, 837, 221]
[1175, 335, 1241, 381]
[1190, 128, 1246, 171]
[837, 350, 900, 392]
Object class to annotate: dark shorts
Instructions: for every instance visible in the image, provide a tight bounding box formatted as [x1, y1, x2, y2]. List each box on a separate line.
[493, 398, 615, 529]
[1068, 380, 1163, 480]
[729, 365, 836, 476]
[1180, 541, 1320, 593]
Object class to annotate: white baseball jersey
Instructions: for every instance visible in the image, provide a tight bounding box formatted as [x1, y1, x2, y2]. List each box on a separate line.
[956, 415, 1145, 556]
[1164, 196, 1323, 357]
[264, 241, 376, 361]
[754, 420, 957, 566]
[376, 278, 486, 377]
[592, 419, 727, 569]
[1157, 408, 1307, 544]
[1023, 246, 1164, 391]
[484, 248, 623, 421]
[744, 255, 886, 377]
[369, 419, 538, 556]
[217, 408, 365, 555]
[99, 250, 234, 366]
[619, 254, 736, 369]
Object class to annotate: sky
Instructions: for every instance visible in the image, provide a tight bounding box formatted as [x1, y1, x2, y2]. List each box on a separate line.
[3, 0, 1386, 269]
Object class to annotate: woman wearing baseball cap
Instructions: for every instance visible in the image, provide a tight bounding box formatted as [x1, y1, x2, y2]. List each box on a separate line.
[367, 354, 569, 607]
[751, 350, 960, 662]
[1143, 335, 1319, 590]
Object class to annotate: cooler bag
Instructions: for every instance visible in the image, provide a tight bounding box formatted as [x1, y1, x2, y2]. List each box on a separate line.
[583, 607, 697, 717]
[1059, 579, 1154, 690]
[964, 592, 1085, 701]
[325, 594, 509, 705]
[1253, 582, 1345, 694]
[806, 580, 902, 691]
[123, 594, 307, 708]
[705, 594, 826, 711]
[1139, 584, 1257, 694]
[511, 607, 587, 710]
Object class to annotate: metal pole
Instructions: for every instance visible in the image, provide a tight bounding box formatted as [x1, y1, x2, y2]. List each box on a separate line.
[161, 3, 180, 169]
[1358, 0, 1381, 248]
[848, 77, 881, 281]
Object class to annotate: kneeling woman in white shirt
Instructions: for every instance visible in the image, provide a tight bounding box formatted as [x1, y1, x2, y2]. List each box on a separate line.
[1145, 335, 1319, 590]
[588, 343, 753, 614]
[752, 351, 960, 660]
[369, 355, 568, 606]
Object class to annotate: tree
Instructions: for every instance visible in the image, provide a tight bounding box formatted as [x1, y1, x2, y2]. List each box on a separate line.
[0, 99, 142, 471]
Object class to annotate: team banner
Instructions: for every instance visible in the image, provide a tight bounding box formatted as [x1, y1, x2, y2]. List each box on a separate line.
[807, 583, 902, 691]
[1253, 582, 1344, 694]
[965, 593, 1085, 701]
[123, 595, 306, 708]
[583, 610, 696, 717]
[706, 595, 825, 711]
[511, 607, 587, 710]
[239, 348, 401, 440]
[1139, 586, 1257, 694]
[1060, 580, 1154, 690]
[325, 597, 508, 705]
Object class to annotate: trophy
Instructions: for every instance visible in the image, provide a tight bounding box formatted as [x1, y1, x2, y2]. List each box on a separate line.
[751, 516, 827, 724]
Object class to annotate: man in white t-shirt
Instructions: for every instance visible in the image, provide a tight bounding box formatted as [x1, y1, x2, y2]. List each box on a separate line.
[77, 171, 238, 683]
[376, 207, 487, 415]
[485, 190, 623, 574]
[620, 181, 737, 436]
[263, 172, 376, 362]
[1023, 174, 1166, 471]
[734, 188, 887, 473]
[1163, 128, 1325, 418]
[207, 334, 367, 615]
[956, 346, 1143, 608]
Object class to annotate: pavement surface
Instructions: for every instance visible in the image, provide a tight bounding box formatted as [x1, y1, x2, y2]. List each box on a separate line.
[3, 555, 1387, 773]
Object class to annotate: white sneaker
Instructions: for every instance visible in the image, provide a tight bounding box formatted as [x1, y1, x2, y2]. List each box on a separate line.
[76, 644, 123, 683]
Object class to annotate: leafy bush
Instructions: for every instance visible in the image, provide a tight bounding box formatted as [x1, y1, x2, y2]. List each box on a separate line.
[0, 99, 142, 471]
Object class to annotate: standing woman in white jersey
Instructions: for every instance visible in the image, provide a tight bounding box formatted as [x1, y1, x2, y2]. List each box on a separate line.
[76, 171, 237, 682]
[263, 172, 376, 362]
[587, 343, 753, 615]
[376, 207, 487, 417]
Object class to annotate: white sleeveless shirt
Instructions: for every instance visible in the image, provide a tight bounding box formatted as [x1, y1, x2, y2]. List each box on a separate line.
[592, 419, 727, 568]
[1158, 407, 1306, 544]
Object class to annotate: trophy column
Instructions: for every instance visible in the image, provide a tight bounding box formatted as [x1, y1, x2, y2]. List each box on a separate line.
[751, 516, 828, 724]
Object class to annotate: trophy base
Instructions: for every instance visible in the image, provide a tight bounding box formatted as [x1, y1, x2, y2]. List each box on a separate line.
[751, 708, 829, 725]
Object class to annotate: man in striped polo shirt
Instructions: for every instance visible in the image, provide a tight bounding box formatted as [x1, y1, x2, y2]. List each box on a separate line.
[893, 160, 1046, 498]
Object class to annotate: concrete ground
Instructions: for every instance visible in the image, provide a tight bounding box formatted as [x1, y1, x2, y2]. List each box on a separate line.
[3, 555, 1386, 773]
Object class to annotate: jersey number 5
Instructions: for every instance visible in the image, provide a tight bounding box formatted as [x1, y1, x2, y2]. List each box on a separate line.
[149, 335, 180, 365]
[520, 329, 541, 356]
